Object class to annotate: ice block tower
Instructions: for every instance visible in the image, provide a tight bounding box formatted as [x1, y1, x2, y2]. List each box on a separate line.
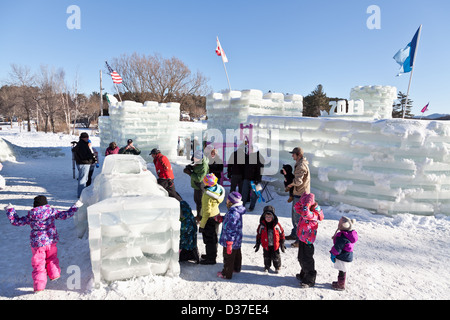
[99, 94, 180, 160]
[349, 85, 397, 119]
[75, 155, 180, 286]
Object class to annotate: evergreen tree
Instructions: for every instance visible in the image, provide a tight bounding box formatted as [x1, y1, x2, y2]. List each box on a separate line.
[392, 91, 414, 118]
[303, 84, 329, 117]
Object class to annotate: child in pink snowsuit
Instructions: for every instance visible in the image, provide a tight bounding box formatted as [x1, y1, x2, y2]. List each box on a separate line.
[5, 195, 82, 292]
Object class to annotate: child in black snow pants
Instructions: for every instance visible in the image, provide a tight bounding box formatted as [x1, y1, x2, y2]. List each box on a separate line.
[254, 206, 286, 273]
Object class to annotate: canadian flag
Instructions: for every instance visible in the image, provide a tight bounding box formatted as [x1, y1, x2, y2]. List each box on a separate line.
[215, 36, 228, 63]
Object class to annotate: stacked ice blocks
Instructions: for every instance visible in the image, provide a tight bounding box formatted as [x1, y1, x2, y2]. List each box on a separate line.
[76, 155, 180, 285]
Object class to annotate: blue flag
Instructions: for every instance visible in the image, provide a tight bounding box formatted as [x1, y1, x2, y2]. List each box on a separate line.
[393, 26, 421, 76]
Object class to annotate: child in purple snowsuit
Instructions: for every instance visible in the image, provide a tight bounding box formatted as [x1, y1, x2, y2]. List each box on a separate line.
[5, 195, 82, 292]
[330, 216, 358, 290]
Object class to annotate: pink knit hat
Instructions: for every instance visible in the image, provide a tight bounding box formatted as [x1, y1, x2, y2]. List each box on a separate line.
[203, 173, 218, 187]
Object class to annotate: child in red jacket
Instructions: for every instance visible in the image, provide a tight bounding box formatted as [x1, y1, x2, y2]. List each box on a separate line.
[254, 206, 286, 273]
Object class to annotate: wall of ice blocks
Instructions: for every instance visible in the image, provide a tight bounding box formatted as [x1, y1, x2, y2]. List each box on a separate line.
[99, 95, 181, 160]
[75, 155, 180, 285]
[206, 89, 303, 133]
[247, 115, 450, 216]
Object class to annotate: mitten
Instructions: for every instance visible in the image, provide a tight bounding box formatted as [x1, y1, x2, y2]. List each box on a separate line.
[198, 227, 204, 233]
[214, 215, 223, 223]
[280, 240, 286, 253]
[4, 203, 13, 211]
[330, 253, 336, 263]
[253, 239, 261, 252]
[74, 200, 83, 208]
[226, 241, 233, 255]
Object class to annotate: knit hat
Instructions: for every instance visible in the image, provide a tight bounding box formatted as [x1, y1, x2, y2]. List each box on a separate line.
[227, 191, 242, 204]
[203, 173, 218, 187]
[339, 216, 356, 231]
[33, 195, 48, 208]
[263, 205, 275, 216]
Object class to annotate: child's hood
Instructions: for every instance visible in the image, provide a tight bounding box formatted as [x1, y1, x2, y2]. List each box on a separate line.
[340, 230, 358, 243]
[229, 203, 246, 217]
[259, 211, 279, 225]
[205, 184, 225, 201]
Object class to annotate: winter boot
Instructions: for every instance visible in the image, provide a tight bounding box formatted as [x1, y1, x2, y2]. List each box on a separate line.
[332, 272, 346, 291]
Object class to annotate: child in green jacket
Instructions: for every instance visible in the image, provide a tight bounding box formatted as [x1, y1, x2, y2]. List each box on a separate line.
[199, 173, 225, 264]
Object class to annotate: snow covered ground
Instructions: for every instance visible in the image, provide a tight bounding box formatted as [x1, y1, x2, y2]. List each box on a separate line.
[1, 123, 449, 301]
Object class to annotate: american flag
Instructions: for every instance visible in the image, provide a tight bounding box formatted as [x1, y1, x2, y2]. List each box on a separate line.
[105, 61, 123, 84]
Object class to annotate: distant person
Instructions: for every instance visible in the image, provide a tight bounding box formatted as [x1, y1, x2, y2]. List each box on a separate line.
[4, 196, 83, 292]
[285, 147, 310, 247]
[150, 148, 182, 201]
[86, 139, 99, 187]
[72, 132, 96, 198]
[183, 150, 209, 221]
[105, 141, 119, 156]
[227, 143, 246, 194]
[119, 139, 141, 155]
[241, 144, 264, 212]
[208, 148, 224, 183]
[179, 200, 200, 264]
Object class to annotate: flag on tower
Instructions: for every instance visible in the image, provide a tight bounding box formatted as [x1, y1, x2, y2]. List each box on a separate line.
[105, 61, 123, 84]
[393, 26, 421, 76]
[216, 37, 228, 63]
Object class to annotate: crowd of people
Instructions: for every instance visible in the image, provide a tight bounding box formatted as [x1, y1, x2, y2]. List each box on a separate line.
[4, 132, 358, 292]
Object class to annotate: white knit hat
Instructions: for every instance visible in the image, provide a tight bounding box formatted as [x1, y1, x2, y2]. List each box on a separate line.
[339, 216, 356, 231]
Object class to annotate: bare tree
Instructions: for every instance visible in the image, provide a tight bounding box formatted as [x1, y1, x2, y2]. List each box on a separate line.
[35, 65, 66, 133]
[110, 52, 210, 105]
[7, 64, 38, 131]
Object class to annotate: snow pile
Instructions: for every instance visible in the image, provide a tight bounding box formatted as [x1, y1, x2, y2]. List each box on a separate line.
[0, 137, 16, 162]
[99, 94, 181, 160]
[206, 89, 303, 133]
[248, 116, 450, 216]
[76, 154, 180, 286]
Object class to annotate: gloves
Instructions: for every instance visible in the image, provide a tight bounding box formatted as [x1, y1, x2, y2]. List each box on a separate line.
[214, 215, 223, 223]
[198, 227, 204, 233]
[280, 240, 286, 253]
[226, 241, 233, 255]
[254, 240, 261, 252]
[4, 203, 13, 211]
[74, 200, 83, 208]
[330, 253, 336, 263]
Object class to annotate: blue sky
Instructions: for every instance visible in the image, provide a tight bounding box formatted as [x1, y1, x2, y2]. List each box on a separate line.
[0, 0, 449, 115]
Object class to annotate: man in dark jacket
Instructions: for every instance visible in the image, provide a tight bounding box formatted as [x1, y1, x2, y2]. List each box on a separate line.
[242, 144, 265, 212]
[72, 132, 95, 198]
[227, 144, 246, 193]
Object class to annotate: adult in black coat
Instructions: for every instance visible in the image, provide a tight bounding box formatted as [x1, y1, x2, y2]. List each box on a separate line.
[72, 132, 95, 198]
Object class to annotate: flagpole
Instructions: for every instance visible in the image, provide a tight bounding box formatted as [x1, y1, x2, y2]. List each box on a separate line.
[403, 24, 422, 119]
[114, 83, 122, 102]
[222, 59, 231, 92]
